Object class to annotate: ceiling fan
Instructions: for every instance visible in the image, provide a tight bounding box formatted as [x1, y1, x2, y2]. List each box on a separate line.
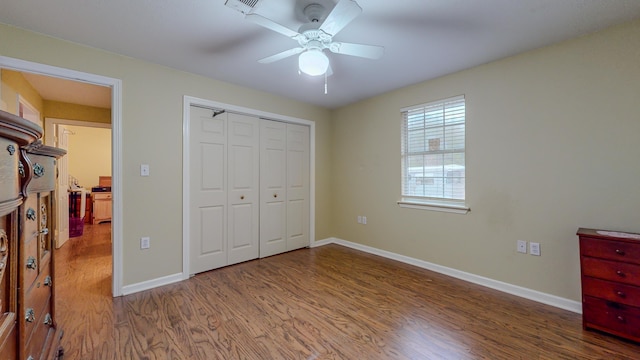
[229, 0, 384, 77]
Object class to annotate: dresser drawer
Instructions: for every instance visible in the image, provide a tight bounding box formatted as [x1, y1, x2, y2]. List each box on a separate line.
[580, 237, 640, 265]
[581, 256, 640, 287]
[93, 192, 112, 200]
[24, 298, 53, 360]
[23, 263, 52, 303]
[0, 137, 20, 203]
[22, 236, 39, 288]
[26, 154, 56, 193]
[21, 294, 51, 350]
[22, 195, 38, 240]
[583, 296, 640, 341]
[582, 277, 640, 307]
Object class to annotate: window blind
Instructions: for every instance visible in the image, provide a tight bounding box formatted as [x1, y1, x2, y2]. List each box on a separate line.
[401, 95, 466, 202]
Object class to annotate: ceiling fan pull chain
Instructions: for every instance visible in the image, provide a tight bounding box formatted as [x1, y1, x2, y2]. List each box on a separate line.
[324, 71, 328, 94]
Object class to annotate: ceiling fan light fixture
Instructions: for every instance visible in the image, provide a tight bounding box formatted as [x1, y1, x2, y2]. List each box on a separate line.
[298, 49, 329, 76]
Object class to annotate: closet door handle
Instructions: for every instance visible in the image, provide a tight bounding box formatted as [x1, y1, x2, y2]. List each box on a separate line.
[273, 193, 278, 198]
[240, 195, 245, 200]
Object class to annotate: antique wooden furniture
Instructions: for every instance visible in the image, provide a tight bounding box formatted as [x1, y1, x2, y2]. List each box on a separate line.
[0, 109, 65, 359]
[578, 228, 640, 342]
[92, 176, 111, 225]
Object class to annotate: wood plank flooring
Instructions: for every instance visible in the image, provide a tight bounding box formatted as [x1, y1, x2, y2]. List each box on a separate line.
[54, 225, 640, 359]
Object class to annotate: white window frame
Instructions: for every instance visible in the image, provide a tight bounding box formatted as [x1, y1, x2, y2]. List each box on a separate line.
[398, 95, 470, 214]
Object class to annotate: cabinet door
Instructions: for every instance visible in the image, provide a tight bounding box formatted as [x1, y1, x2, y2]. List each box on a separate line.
[38, 193, 52, 269]
[259, 120, 287, 258]
[286, 124, 310, 251]
[227, 113, 259, 265]
[92, 195, 112, 224]
[189, 106, 227, 274]
[0, 211, 18, 360]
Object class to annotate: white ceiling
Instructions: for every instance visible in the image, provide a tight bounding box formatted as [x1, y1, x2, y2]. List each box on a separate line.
[1, 0, 639, 109]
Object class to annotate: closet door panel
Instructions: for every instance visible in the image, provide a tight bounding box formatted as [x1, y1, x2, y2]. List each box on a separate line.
[199, 206, 225, 255]
[227, 114, 259, 265]
[286, 124, 309, 251]
[259, 120, 287, 258]
[286, 199, 307, 249]
[190, 106, 227, 274]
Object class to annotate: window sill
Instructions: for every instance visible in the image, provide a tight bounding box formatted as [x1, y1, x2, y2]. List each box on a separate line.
[397, 199, 470, 214]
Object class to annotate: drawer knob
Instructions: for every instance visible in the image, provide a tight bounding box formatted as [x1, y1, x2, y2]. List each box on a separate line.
[616, 270, 625, 277]
[44, 313, 53, 326]
[33, 163, 45, 178]
[25, 308, 35, 323]
[6, 144, 15, 155]
[616, 291, 626, 298]
[26, 208, 36, 221]
[617, 315, 626, 323]
[615, 249, 625, 255]
[26, 256, 37, 270]
[44, 275, 52, 287]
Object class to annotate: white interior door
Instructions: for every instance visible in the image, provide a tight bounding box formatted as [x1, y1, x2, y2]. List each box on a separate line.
[190, 106, 227, 274]
[227, 113, 259, 265]
[259, 120, 287, 258]
[55, 124, 70, 248]
[286, 124, 310, 251]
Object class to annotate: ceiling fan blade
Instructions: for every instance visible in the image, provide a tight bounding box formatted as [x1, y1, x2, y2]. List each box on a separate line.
[245, 13, 300, 38]
[319, 0, 362, 36]
[258, 47, 305, 63]
[329, 42, 384, 59]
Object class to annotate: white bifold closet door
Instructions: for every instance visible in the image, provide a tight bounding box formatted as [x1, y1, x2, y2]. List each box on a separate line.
[190, 106, 259, 275]
[260, 119, 310, 258]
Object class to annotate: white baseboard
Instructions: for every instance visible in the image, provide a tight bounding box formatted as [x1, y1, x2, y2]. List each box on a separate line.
[314, 237, 582, 314]
[310, 238, 334, 247]
[121, 272, 184, 296]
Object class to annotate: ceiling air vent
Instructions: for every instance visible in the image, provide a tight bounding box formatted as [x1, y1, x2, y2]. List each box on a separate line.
[224, 0, 261, 14]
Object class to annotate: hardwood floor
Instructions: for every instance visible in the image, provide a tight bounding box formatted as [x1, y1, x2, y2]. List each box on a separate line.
[54, 225, 640, 359]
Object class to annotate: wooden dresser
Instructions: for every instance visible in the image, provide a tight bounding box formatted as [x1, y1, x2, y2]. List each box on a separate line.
[0, 110, 65, 360]
[578, 228, 640, 342]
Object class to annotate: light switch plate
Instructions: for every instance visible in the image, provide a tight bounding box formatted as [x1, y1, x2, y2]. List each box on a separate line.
[530, 242, 541, 256]
[140, 164, 150, 177]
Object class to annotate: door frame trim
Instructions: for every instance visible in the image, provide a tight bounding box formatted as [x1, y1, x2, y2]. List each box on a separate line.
[0, 55, 124, 296]
[182, 95, 316, 278]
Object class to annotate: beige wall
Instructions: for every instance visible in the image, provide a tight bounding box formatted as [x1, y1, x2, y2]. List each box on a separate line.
[1, 69, 44, 118]
[330, 19, 640, 301]
[0, 23, 332, 286]
[45, 100, 111, 124]
[65, 125, 111, 189]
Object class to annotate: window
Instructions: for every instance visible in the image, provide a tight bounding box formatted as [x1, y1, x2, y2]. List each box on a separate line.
[399, 95, 468, 213]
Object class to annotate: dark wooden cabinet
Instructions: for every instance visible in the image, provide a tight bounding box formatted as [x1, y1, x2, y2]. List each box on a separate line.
[578, 228, 640, 342]
[0, 110, 65, 360]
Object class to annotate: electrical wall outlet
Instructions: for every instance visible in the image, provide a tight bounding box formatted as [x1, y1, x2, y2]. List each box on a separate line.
[362, 216, 367, 225]
[140, 237, 150, 249]
[140, 164, 150, 177]
[517, 240, 527, 254]
[530, 242, 541, 256]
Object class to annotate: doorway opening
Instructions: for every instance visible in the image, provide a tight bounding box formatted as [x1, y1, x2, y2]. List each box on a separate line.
[0, 56, 123, 296]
